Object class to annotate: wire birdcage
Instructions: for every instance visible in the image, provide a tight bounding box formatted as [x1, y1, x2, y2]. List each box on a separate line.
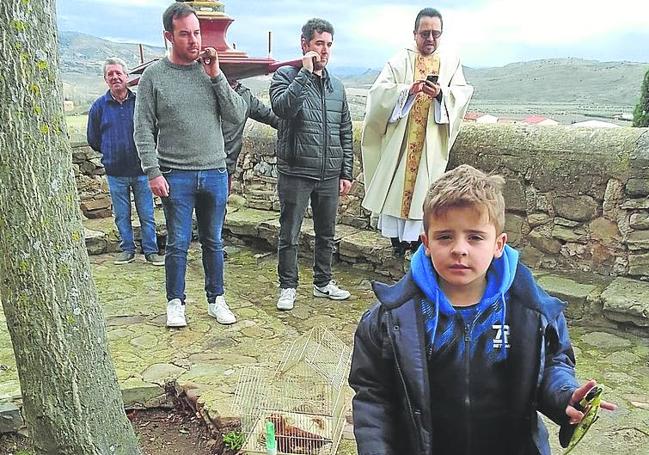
[233, 327, 352, 454]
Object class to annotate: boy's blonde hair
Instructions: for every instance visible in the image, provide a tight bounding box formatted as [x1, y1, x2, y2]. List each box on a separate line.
[423, 164, 506, 233]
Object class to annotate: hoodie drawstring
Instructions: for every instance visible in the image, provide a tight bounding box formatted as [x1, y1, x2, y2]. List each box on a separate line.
[500, 292, 507, 356]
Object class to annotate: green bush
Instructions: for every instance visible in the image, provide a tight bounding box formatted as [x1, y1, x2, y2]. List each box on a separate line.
[633, 68, 649, 127]
[223, 430, 245, 451]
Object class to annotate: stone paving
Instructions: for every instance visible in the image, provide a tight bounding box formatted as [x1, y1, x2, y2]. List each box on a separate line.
[1, 210, 649, 454]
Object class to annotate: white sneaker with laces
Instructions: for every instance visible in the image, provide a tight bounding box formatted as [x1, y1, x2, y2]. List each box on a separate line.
[313, 280, 351, 300]
[277, 288, 296, 310]
[166, 298, 187, 327]
[208, 295, 237, 325]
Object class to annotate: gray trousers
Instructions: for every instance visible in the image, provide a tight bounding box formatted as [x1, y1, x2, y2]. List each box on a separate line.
[277, 173, 339, 288]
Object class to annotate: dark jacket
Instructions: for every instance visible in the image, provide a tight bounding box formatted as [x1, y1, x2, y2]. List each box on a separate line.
[223, 83, 279, 174]
[87, 89, 143, 177]
[269, 66, 353, 181]
[349, 253, 579, 455]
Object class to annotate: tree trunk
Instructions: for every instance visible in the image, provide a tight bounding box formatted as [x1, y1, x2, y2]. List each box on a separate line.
[0, 1, 141, 453]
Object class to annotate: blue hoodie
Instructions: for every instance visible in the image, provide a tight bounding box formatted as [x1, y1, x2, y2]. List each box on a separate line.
[410, 244, 522, 453]
[411, 244, 519, 358]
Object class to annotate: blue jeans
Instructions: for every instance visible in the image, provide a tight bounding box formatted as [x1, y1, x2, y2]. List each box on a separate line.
[106, 175, 158, 255]
[161, 168, 228, 303]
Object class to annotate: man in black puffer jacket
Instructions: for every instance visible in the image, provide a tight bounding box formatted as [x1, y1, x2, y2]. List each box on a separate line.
[270, 17, 354, 311]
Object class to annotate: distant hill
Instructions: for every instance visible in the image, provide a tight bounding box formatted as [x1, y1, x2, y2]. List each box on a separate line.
[464, 58, 647, 106]
[59, 31, 166, 109]
[337, 59, 647, 107]
[60, 31, 165, 74]
[58, 32, 648, 120]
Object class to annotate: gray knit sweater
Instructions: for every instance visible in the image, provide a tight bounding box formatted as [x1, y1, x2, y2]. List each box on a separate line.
[134, 57, 246, 179]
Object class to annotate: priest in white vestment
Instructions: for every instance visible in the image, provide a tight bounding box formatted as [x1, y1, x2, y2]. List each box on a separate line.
[361, 8, 473, 256]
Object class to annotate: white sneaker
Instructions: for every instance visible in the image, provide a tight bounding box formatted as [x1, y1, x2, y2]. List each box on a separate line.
[313, 280, 351, 300]
[208, 296, 237, 325]
[277, 288, 296, 311]
[166, 299, 187, 327]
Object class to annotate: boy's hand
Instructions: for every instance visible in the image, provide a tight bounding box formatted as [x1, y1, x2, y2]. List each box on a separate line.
[565, 379, 617, 424]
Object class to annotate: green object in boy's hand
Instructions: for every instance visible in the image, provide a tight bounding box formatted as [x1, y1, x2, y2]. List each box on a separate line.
[564, 386, 603, 454]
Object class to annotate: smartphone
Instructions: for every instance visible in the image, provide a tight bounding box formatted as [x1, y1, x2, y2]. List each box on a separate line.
[426, 74, 439, 84]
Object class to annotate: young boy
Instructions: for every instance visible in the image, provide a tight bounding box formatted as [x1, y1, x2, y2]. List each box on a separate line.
[349, 165, 615, 454]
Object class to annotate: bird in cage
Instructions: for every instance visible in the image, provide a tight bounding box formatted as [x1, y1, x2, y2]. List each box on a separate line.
[268, 413, 332, 454]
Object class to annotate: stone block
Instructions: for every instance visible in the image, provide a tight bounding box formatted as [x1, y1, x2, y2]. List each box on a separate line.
[603, 179, 625, 220]
[527, 212, 551, 228]
[348, 181, 365, 198]
[626, 230, 649, 251]
[503, 178, 526, 212]
[628, 253, 649, 277]
[84, 228, 107, 255]
[227, 194, 247, 208]
[80, 196, 112, 212]
[552, 225, 587, 243]
[519, 245, 544, 268]
[505, 213, 525, 245]
[625, 178, 649, 197]
[224, 207, 277, 237]
[142, 363, 187, 386]
[84, 208, 113, 219]
[554, 217, 580, 228]
[72, 150, 87, 162]
[338, 230, 392, 265]
[600, 278, 649, 327]
[529, 226, 562, 254]
[0, 402, 23, 433]
[580, 331, 633, 349]
[536, 274, 599, 320]
[121, 379, 167, 408]
[629, 213, 649, 230]
[560, 242, 589, 260]
[258, 219, 281, 247]
[247, 198, 274, 210]
[79, 161, 97, 174]
[589, 217, 621, 246]
[553, 195, 598, 222]
[621, 198, 649, 210]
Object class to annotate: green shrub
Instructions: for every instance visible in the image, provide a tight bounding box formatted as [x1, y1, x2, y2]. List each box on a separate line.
[223, 430, 245, 451]
[633, 68, 649, 127]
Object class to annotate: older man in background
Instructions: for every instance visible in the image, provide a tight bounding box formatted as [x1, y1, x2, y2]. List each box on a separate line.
[87, 57, 164, 267]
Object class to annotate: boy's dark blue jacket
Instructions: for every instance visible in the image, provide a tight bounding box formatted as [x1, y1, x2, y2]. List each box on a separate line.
[349, 245, 579, 455]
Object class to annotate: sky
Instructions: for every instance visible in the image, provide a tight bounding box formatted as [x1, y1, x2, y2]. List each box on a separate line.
[56, 0, 649, 69]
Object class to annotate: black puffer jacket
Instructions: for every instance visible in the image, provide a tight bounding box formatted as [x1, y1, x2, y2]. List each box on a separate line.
[349, 266, 578, 455]
[270, 66, 353, 181]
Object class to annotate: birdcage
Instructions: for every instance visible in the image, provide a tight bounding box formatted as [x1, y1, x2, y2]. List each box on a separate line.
[233, 326, 352, 454]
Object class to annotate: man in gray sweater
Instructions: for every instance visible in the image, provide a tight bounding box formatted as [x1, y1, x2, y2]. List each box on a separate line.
[134, 2, 246, 328]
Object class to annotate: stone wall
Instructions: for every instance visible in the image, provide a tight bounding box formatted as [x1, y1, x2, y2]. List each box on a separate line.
[70, 124, 649, 281]
[71, 142, 112, 219]
[231, 123, 649, 280]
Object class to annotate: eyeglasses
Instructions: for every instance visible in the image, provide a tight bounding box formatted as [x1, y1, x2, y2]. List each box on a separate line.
[418, 30, 442, 40]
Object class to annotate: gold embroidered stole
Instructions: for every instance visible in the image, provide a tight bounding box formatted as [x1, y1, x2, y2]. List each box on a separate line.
[400, 53, 440, 218]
